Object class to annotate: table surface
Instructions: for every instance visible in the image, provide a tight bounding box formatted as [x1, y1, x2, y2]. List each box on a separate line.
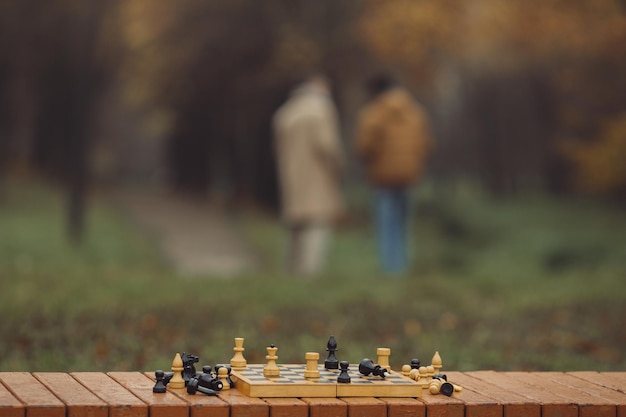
[0, 371, 625, 417]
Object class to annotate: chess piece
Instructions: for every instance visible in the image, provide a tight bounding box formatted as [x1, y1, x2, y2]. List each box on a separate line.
[153, 370, 167, 393]
[169, 353, 185, 389]
[215, 364, 235, 388]
[181, 353, 200, 385]
[198, 366, 223, 391]
[426, 365, 435, 381]
[431, 351, 442, 376]
[358, 358, 390, 378]
[324, 336, 339, 370]
[401, 364, 411, 377]
[337, 361, 351, 383]
[263, 344, 281, 378]
[411, 359, 421, 369]
[429, 375, 458, 397]
[416, 367, 429, 387]
[187, 377, 219, 396]
[376, 347, 391, 369]
[218, 366, 231, 390]
[304, 352, 321, 379]
[230, 337, 247, 370]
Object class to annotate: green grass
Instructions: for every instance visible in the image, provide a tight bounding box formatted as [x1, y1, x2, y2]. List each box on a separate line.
[0, 178, 624, 373]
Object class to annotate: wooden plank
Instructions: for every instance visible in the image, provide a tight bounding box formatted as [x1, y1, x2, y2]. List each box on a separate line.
[470, 371, 579, 417]
[218, 388, 269, 417]
[143, 371, 229, 417]
[443, 372, 501, 417]
[417, 385, 465, 417]
[379, 397, 425, 417]
[340, 397, 387, 417]
[600, 372, 626, 391]
[263, 397, 308, 417]
[108, 372, 188, 417]
[570, 372, 626, 394]
[71, 372, 148, 417]
[0, 372, 65, 417]
[34, 373, 108, 417]
[0, 379, 24, 417]
[563, 372, 626, 417]
[301, 397, 347, 417]
[452, 371, 540, 417]
[508, 372, 616, 417]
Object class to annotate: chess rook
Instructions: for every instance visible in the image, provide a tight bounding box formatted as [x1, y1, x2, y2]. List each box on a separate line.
[304, 352, 321, 379]
[376, 347, 391, 369]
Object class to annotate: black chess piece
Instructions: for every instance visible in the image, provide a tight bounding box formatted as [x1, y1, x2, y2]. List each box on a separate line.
[198, 365, 223, 391]
[181, 353, 200, 385]
[358, 358, 390, 378]
[439, 381, 454, 396]
[163, 371, 174, 385]
[410, 359, 421, 369]
[187, 377, 219, 396]
[153, 370, 167, 393]
[337, 361, 351, 383]
[324, 335, 339, 370]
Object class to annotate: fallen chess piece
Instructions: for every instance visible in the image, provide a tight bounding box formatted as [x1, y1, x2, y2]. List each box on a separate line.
[197, 366, 224, 391]
[187, 377, 219, 396]
[358, 358, 390, 378]
[429, 375, 462, 397]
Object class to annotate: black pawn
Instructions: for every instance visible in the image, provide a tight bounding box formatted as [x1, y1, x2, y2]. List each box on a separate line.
[337, 361, 351, 383]
[325, 335, 339, 369]
[358, 358, 389, 378]
[187, 377, 219, 396]
[410, 359, 421, 369]
[153, 370, 167, 393]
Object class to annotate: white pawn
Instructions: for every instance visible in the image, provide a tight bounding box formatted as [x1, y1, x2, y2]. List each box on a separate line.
[218, 366, 230, 390]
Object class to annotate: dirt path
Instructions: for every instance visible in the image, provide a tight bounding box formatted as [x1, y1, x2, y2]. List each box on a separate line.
[111, 188, 258, 277]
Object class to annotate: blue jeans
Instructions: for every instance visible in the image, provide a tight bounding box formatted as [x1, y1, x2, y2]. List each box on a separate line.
[375, 188, 409, 274]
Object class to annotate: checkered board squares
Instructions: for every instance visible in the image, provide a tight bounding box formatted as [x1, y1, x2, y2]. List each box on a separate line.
[230, 364, 423, 398]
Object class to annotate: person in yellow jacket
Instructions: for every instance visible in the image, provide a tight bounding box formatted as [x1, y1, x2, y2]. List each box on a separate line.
[355, 74, 432, 274]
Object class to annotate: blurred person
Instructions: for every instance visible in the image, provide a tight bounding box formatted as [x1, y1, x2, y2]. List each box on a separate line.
[355, 74, 433, 275]
[273, 75, 345, 277]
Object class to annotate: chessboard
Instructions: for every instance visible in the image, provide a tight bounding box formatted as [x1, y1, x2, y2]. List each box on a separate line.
[230, 364, 423, 398]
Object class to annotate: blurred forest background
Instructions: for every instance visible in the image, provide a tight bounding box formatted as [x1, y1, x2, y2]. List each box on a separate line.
[0, 0, 625, 372]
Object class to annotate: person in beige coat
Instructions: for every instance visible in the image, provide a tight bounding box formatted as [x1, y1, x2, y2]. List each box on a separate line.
[273, 75, 345, 276]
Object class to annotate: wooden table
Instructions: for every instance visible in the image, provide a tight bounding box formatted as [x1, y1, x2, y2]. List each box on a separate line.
[0, 371, 625, 417]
